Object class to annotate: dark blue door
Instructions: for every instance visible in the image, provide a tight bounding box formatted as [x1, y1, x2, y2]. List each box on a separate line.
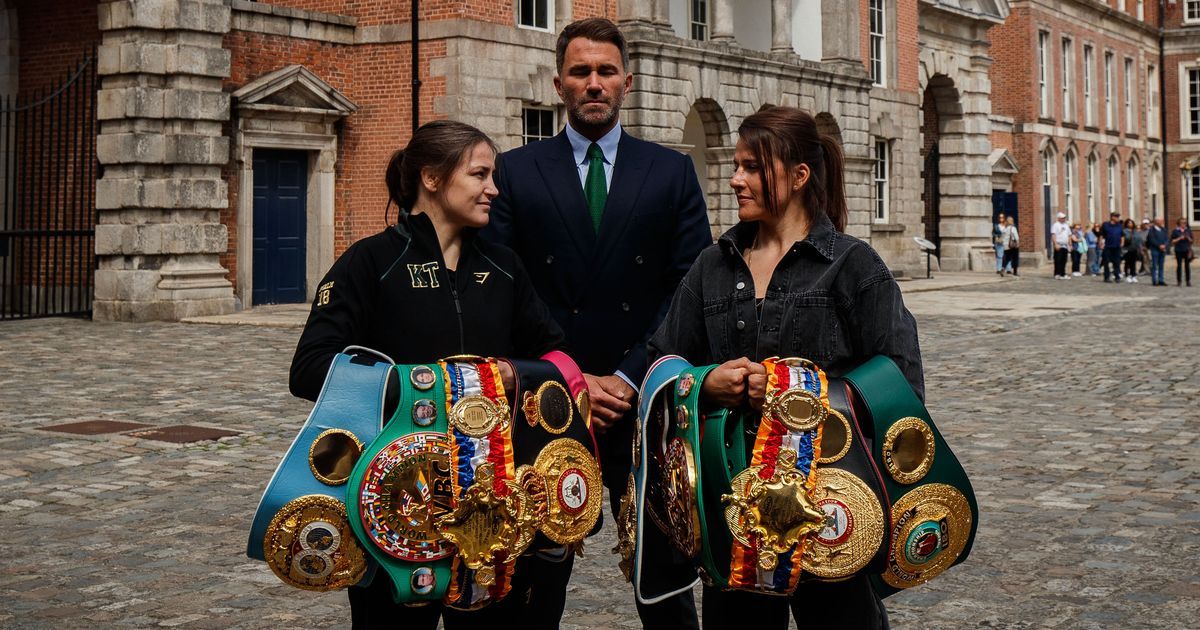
[253, 149, 308, 305]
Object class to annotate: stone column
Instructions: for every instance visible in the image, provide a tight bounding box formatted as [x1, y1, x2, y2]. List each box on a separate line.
[710, 0, 734, 43]
[771, 0, 792, 53]
[617, 0, 655, 25]
[822, 0, 860, 65]
[94, 0, 235, 321]
[652, 0, 671, 29]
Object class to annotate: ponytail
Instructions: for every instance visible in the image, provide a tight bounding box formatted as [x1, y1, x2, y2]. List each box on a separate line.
[737, 106, 848, 232]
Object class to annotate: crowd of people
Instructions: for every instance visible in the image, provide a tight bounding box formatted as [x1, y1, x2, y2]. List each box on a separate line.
[993, 211, 1194, 286]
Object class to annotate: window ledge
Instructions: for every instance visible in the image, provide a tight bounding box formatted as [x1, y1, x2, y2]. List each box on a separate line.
[1106, 129, 1122, 137]
[1084, 125, 1100, 132]
[1038, 116, 1057, 125]
[871, 222, 906, 233]
[1126, 132, 1139, 139]
[1062, 121, 1078, 129]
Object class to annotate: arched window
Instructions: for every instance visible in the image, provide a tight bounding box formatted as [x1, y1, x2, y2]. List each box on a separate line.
[1107, 155, 1118, 214]
[1126, 158, 1138, 220]
[1086, 154, 1098, 223]
[1064, 151, 1077, 220]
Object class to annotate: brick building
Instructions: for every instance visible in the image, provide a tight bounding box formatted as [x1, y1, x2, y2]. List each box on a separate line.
[2, 0, 1011, 321]
[986, 0, 1194, 262]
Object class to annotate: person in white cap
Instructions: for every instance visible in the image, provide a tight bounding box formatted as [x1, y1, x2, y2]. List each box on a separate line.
[1051, 212, 1072, 279]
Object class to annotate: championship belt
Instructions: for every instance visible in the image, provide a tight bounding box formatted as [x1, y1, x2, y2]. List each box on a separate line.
[437, 357, 539, 610]
[843, 356, 978, 596]
[247, 350, 387, 591]
[508, 355, 603, 551]
[723, 358, 829, 594]
[627, 355, 704, 605]
[346, 362, 457, 605]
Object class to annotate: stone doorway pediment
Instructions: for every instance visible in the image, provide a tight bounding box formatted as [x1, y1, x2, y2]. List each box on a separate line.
[233, 64, 356, 116]
[989, 148, 1019, 176]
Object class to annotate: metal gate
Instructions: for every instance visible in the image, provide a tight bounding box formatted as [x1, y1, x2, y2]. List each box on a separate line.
[0, 52, 98, 320]
[923, 143, 941, 249]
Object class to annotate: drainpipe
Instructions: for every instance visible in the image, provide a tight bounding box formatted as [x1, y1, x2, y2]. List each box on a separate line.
[412, 0, 422, 134]
[1158, 0, 1167, 222]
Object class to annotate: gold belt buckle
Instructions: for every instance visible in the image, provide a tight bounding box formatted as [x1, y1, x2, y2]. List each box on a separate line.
[436, 464, 537, 587]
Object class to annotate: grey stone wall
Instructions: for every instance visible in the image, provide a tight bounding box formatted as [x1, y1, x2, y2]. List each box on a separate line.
[94, 0, 235, 321]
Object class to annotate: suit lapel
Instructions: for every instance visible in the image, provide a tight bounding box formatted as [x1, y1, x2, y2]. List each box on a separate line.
[534, 133, 596, 256]
[592, 132, 651, 273]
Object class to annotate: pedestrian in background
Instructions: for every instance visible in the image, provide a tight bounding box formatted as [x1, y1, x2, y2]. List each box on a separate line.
[1070, 223, 1085, 277]
[1171, 217, 1194, 287]
[1146, 216, 1169, 286]
[1100, 212, 1124, 282]
[1137, 219, 1151, 274]
[1002, 216, 1020, 277]
[993, 212, 1007, 275]
[1084, 223, 1099, 275]
[1051, 212, 1071, 279]
[1123, 218, 1143, 283]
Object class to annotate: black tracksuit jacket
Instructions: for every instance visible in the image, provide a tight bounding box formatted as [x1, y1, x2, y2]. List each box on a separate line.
[289, 211, 565, 402]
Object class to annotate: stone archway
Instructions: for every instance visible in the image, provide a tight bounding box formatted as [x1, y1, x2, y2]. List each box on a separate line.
[683, 98, 733, 235]
[815, 112, 843, 148]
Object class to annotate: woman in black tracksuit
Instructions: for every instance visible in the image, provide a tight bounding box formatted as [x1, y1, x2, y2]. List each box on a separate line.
[289, 120, 564, 629]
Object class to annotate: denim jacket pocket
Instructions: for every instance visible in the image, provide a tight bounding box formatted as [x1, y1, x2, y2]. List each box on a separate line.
[787, 294, 838, 363]
[702, 298, 732, 361]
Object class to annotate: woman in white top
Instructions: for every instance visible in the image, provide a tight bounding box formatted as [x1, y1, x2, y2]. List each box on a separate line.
[1001, 216, 1020, 276]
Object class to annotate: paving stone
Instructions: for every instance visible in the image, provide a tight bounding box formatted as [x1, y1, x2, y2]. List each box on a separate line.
[0, 274, 1197, 628]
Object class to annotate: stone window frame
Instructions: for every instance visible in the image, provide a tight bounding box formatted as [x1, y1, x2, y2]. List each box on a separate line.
[1186, 163, 1200, 223]
[1038, 30, 1051, 119]
[1147, 63, 1159, 137]
[1185, 0, 1200, 25]
[1061, 37, 1074, 123]
[231, 65, 356, 309]
[689, 0, 709, 41]
[1126, 154, 1139, 220]
[1123, 56, 1135, 135]
[872, 137, 890, 223]
[1107, 154, 1119, 215]
[1064, 148, 1077, 221]
[1104, 51, 1115, 130]
[869, 0, 887, 87]
[1181, 61, 1200, 140]
[516, 0, 554, 32]
[1083, 44, 1095, 127]
[521, 105, 558, 145]
[1086, 152, 1098, 224]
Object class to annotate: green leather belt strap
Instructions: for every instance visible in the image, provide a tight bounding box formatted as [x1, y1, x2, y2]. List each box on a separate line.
[670, 365, 721, 585]
[696, 405, 749, 588]
[346, 364, 453, 604]
[843, 356, 979, 597]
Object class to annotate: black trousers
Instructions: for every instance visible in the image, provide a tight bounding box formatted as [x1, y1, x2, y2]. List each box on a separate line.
[1123, 250, 1139, 278]
[1053, 246, 1068, 276]
[347, 568, 527, 630]
[1177, 252, 1193, 285]
[1101, 247, 1122, 280]
[701, 574, 888, 630]
[1002, 248, 1020, 275]
[1070, 250, 1082, 273]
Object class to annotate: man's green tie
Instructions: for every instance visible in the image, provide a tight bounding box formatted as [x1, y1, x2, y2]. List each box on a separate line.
[584, 142, 607, 232]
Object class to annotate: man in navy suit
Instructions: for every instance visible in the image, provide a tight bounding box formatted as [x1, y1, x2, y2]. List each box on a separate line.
[483, 17, 711, 628]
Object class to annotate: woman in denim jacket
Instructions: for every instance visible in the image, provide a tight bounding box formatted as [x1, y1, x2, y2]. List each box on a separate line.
[648, 107, 922, 630]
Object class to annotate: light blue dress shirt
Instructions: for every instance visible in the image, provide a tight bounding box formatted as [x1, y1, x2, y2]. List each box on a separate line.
[562, 122, 635, 393]
[564, 122, 621, 193]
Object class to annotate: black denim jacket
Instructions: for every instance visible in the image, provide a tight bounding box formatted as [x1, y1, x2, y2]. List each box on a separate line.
[648, 213, 925, 401]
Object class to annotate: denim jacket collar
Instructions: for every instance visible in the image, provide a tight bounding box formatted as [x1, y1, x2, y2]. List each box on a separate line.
[717, 211, 837, 262]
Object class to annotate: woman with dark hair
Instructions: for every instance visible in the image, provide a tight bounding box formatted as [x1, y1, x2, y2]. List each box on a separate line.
[1121, 218, 1139, 283]
[649, 106, 921, 629]
[289, 119, 565, 628]
[1171, 217, 1194, 286]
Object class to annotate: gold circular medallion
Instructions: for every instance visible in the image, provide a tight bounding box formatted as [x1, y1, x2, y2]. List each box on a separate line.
[882, 484, 972, 589]
[358, 432, 456, 562]
[450, 394, 509, 438]
[535, 381, 573, 435]
[534, 438, 603, 544]
[882, 417, 936, 485]
[801, 468, 885, 579]
[766, 388, 827, 433]
[816, 409, 852, 465]
[663, 437, 702, 558]
[263, 495, 367, 591]
[575, 390, 592, 429]
[308, 429, 363, 486]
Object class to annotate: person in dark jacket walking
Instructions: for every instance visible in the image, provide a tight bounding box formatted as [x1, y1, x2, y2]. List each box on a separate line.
[1171, 217, 1194, 287]
[1145, 216, 1170, 286]
[649, 106, 921, 630]
[290, 120, 565, 629]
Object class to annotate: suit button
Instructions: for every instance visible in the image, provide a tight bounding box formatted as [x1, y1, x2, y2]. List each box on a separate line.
[736, 320, 745, 330]
[635, 255, 644, 265]
[545, 255, 554, 264]
[571, 308, 580, 315]
[736, 281, 745, 290]
[621, 302, 630, 312]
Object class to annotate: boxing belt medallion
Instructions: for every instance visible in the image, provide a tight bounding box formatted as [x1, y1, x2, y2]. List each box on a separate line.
[723, 357, 829, 594]
[347, 362, 456, 605]
[247, 350, 387, 591]
[843, 356, 978, 596]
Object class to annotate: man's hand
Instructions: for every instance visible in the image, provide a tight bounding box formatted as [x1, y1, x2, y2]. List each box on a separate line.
[584, 373, 635, 434]
[700, 357, 766, 409]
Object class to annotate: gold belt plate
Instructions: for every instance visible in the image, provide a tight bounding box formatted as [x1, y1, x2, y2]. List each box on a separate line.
[764, 388, 826, 433]
[436, 464, 537, 585]
[882, 483, 972, 589]
[800, 468, 885, 579]
[663, 436, 702, 558]
[263, 495, 368, 591]
[534, 438, 603, 544]
[614, 472, 637, 581]
[723, 448, 825, 570]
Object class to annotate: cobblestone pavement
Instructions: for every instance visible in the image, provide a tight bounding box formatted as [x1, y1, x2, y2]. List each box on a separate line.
[1, 273, 1197, 629]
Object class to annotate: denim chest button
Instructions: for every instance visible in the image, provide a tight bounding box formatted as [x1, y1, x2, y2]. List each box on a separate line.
[736, 320, 745, 330]
[735, 281, 745, 290]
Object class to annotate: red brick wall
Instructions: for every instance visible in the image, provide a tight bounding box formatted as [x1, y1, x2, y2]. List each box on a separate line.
[16, 0, 100, 94]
